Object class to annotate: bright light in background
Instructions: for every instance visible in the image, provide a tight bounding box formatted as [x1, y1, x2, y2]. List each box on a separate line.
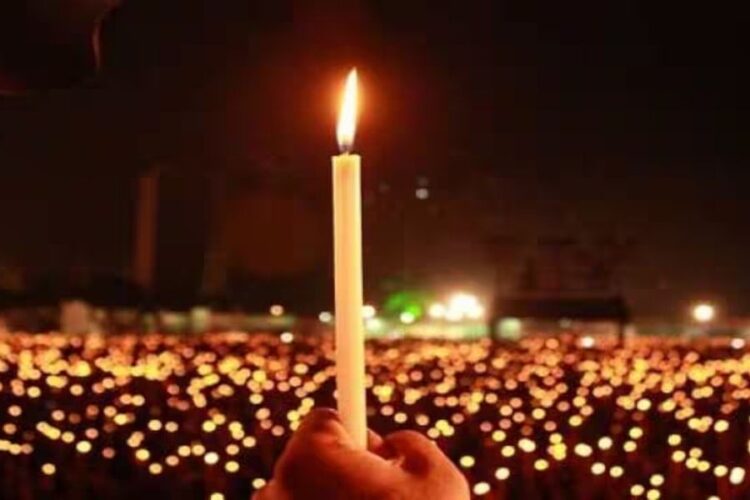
[466, 304, 484, 320]
[443, 292, 485, 322]
[498, 318, 522, 340]
[280, 332, 294, 344]
[730, 337, 745, 350]
[362, 304, 376, 319]
[580, 336, 595, 349]
[428, 303, 446, 319]
[269, 304, 284, 317]
[445, 308, 463, 322]
[400, 311, 416, 324]
[449, 293, 476, 311]
[318, 311, 333, 324]
[426, 293, 485, 322]
[365, 317, 384, 332]
[729, 467, 745, 485]
[692, 303, 716, 323]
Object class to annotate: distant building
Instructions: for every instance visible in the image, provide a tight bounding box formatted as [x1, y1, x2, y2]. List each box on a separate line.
[489, 236, 633, 339]
[489, 295, 630, 340]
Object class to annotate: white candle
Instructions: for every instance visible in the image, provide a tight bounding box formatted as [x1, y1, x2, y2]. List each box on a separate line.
[333, 68, 367, 448]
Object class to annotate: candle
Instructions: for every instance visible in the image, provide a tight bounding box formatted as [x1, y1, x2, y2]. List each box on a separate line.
[333, 68, 367, 448]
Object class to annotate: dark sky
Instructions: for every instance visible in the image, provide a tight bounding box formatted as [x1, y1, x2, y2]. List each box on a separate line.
[0, 1, 748, 316]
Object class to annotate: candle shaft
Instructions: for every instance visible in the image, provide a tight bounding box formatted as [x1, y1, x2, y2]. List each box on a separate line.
[332, 152, 367, 449]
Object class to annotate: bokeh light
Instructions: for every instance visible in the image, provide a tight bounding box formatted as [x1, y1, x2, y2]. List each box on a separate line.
[0, 331, 748, 499]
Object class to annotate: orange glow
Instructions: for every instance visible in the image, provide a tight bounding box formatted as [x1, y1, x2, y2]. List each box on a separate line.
[0, 329, 748, 497]
[336, 68, 358, 153]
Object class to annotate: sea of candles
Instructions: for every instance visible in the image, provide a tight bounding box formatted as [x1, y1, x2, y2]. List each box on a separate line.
[0, 331, 748, 499]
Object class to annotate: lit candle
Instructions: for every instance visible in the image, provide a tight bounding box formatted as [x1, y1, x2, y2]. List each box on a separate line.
[333, 68, 367, 448]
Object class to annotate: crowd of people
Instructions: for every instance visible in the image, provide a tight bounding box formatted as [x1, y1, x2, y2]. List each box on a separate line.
[0, 330, 748, 499]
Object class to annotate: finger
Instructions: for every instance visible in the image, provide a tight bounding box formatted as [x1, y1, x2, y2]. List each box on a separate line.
[295, 408, 351, 446]
[367, 428, 385, 454]
[383, 430, 443, 475]
[251, 486, 267, 500]
[298, 407, 340, 432]
[252, 480, 288, 500]
[251, 483, 269, 500]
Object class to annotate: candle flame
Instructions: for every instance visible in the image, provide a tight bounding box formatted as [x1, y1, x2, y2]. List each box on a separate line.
[336, 68, 358, 153]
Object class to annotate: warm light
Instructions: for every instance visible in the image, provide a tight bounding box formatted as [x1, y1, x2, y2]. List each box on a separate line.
[591, 462, 606, 475]
[580, 336, 595, 349]
[400, 311, 416, 324]
[362, 304, 377, 319]
[428, 303, 446, 319]
[574, 443, 593, 457]
[646, 489, 660, 500]
[446, 293, 484, 321]
[730, 337, 745, 349]
[518, 438, 536, 453]
[729, 467, 746, 485]
[692, 303, 716, 323]
[631, 485, 645, 497]
[714, 419, 729, 433]
[473, 482, 491, 496]
[336, 68, 358, 153]
[495, 467, 510, 480]
[269, 304, 284, 317]
[534, 458, 549, 471]
[672, 450, 686, 462]
[649, 474, 664, 487]
[318, 311, 333, 324]
[629, 427, 644, 439]
[280, 331, 294, 344]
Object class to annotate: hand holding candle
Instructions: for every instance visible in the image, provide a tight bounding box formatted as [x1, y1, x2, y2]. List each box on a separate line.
[333, 68, 367, 449]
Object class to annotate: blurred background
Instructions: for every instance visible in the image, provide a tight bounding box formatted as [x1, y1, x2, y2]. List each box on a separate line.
[1, 0, 748, 335]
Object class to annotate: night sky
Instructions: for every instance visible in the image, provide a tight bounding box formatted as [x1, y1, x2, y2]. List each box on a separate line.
[0, 1, 748, 316]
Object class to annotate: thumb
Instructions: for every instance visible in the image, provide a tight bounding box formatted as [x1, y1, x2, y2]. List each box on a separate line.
[383, 430, 443, 475]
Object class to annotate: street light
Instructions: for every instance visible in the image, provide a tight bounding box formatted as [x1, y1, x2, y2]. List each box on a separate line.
[692, 303, 716, 323]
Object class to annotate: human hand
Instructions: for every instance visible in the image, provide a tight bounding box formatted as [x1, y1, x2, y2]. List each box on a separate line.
[254, 408, 469, 500]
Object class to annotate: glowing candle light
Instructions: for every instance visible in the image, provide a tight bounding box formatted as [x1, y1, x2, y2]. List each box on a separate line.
[333, 68, 367, 448]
